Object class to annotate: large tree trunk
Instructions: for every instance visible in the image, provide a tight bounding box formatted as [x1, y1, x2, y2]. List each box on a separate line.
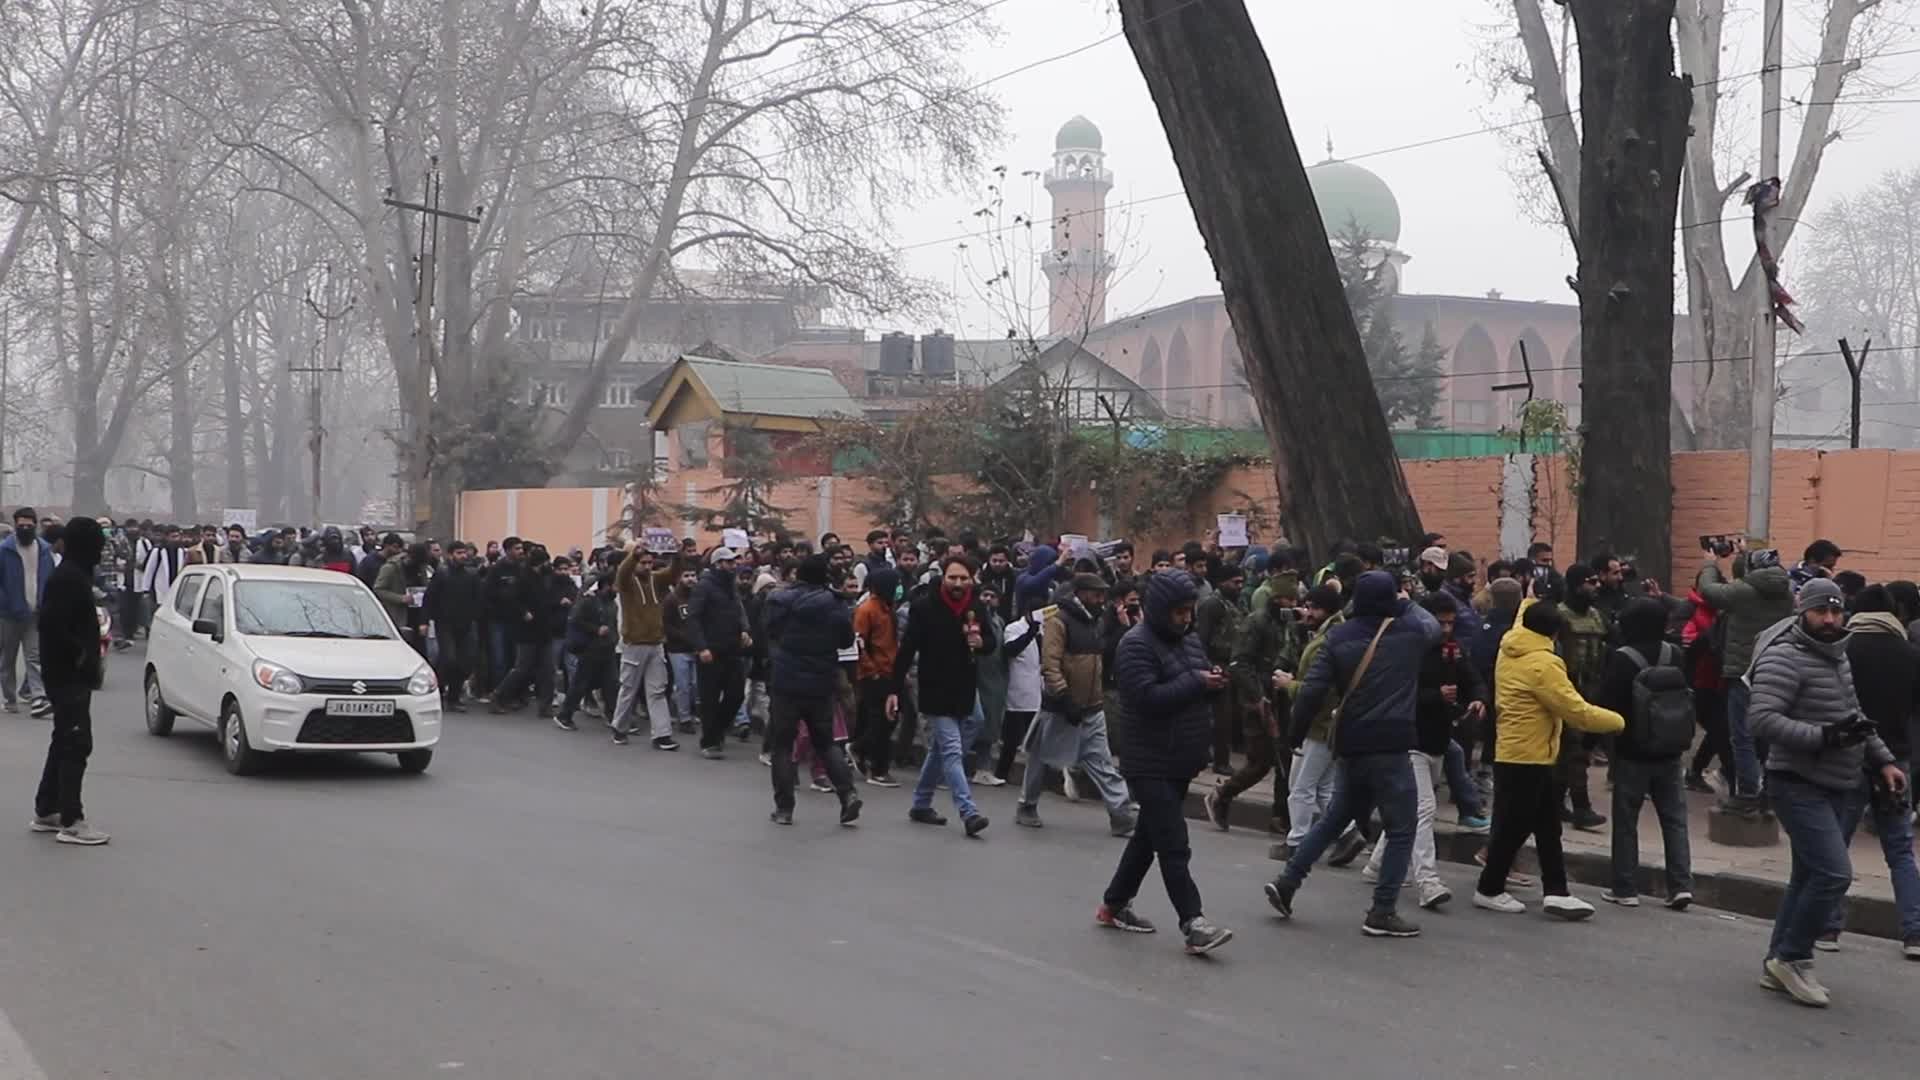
[1118, 0, 1421, 557]
[1569, 0, 1690, 587]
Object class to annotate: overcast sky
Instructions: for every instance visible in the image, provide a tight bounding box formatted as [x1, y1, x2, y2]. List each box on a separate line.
[885, 0, 1920, 338]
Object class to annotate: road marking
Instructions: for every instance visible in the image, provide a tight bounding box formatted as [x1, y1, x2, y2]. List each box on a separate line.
[918, 929, 1159, 1005]
[0, 1004, 49, 1080]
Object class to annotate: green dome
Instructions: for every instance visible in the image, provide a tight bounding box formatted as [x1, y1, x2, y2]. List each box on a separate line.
[1307, 158, 1401, 245]
[1055, 115, 1103, 151]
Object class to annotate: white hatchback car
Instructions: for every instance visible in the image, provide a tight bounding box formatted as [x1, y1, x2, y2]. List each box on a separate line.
[143, 564, 441, 774]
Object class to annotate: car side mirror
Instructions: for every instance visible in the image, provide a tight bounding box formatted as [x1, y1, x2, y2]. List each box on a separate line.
[192, 618, 222, 642]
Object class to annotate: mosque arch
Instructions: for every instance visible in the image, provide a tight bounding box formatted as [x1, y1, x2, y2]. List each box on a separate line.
[1222, 330, 1255, 428]
[1450, 323, 1498, 430]
[1166, 328, 1194, 418]
[1139, 337, 1163, 400]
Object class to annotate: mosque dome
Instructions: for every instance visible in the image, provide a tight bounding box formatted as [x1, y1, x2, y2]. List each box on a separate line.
[1307, 157, 1401, 245]
[1055, 115, 1103, 151]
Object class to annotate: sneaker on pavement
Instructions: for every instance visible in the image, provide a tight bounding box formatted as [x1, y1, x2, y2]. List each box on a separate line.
[909, 807, 948, 827]
[1473, 891, 1526, 914]
[701, 747, 725, 761]
[29, 813, 60, 833]
[1062, 772, 1080, 802]
[650, 735, 678, 751]
[1014, 803, 1042, 828]
[553, 714, 579, 732]
[838, 794, 863, 826]
[1204, 787, 1230, 831]
[1328, 829, 1369, 868]
[2, 701, 16, 713]
[1904, 937, 1920, 960]
[1543, 894, 1596, 921]
[30, 698, 53, 719]
[1109, 813, 1136, 838]
[1457, 814, 1491, 833]
[1570, 808, 1607, 832]
[1601, 892, 1640, 908]
[1417, 881, 1452, 910]
[55, 820, 109, 846]
[1472, 850, 1535, 889]
[1361, 911, 1421, 938]
[972, 769, 1006, 787]
[963, 814, 989, 838]
[1666, 891, 1694, 911]
[866, 773, 900, 788]
[1263, 876, 1297, 919]
[1095, 904, 1156, 933]
[769, 808, 794, 826]
[1764, 956, 1830, 1008]
[810, 777, 834, 793]
[757, 752, 773, 767]
[1360, 866, 1380, 885]
[1685, 772, 1717, 794]
[1814, 931, 1841, 952]
[610, 730, 631, 746]
[1181, 916, 1233, 954]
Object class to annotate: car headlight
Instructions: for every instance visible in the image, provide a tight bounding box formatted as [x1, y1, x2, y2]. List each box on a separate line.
[407, 666, 438, 696]
[252, 660, 304, 695]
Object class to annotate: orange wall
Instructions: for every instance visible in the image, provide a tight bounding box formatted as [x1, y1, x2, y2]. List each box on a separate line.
[459, 448, 1920, 576]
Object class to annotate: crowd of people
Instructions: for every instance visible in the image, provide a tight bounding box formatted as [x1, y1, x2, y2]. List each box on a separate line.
[5, 511, 1915, 996]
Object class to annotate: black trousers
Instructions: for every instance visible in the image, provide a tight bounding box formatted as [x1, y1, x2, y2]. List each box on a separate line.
[559, 650, 616, 722]
[1557, 730, 1593, 812]
[768, 693, 855, 812]
[1217, 711, 1288, 827]
[493, 640, 555, 709]
[1210, 688, 1239, 771]
[36, 686, 93, 826]
[1690, 686, 1729, 777]
[994, 709, 1037, 779]
[1104, 777, 1202, 924]
[698, 653, 746, 750]
[1477, 762, 1570, 897]
[436, 623, 476, 704]
[853, 678, 896, 778]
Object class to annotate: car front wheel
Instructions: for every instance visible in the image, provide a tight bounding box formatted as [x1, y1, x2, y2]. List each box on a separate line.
[144, 671, 176, 736]
[395, 748, 433, 774]
[221, 700, 266, 776]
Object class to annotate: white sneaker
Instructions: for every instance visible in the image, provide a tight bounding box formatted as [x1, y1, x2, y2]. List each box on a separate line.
[1473, 891, 1525, 914]
[1764, 956, 1830, 1007]
[55, 819, 109, 846]
[1601, 892, 1640, 907]
[1361, 866, 1380, 885]
[757, 752, 772, 767]
[1062, 772, 1080, 802]
[1543, 894, 1596, 921]
[1417, 880, 1452, 910]
[972, 769, 1006, 787]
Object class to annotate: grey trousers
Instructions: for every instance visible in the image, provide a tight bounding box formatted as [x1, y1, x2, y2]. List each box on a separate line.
[612, 642, 673, 738]
[0, 618, 43, 703]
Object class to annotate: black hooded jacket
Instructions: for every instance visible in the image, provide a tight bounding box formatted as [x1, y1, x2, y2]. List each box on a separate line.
[1597, 597, 1683, 760]
[41, 519, 106, 692]
[1111, 571, 1215, 780]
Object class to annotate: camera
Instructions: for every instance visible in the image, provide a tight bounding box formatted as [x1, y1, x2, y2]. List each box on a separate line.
[1699, 534, 1737, 558]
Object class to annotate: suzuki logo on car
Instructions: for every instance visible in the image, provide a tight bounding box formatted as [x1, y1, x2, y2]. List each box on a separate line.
[352, 680, 367, 695]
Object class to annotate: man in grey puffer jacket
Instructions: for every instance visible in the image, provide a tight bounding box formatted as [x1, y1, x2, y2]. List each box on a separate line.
[1748, 578, 1906, 1008]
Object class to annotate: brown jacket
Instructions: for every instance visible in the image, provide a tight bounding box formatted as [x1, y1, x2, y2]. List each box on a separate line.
[1041, 597, 1105, 713]
[616, 548, 682, 646]
[853, 594, 897, 682]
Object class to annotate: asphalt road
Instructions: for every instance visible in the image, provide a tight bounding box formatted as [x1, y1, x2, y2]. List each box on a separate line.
[0, 650, 1914, 1079]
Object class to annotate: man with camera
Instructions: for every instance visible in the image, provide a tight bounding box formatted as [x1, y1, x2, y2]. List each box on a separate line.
[1698, 540, 1795, 809]
[1749, 577, 1905, 1007]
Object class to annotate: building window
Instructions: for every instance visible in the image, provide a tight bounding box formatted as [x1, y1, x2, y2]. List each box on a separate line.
[606, 448, 634, 469]
[1452, 399, 1491, 429]
[603, 381, 638, 408]
[531, 382, 567, 407]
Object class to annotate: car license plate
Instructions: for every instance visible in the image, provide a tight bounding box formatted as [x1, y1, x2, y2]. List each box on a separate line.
[325, 698, 396, 717]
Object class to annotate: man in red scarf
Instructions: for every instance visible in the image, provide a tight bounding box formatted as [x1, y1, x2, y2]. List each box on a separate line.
[890, 555, 997, 837]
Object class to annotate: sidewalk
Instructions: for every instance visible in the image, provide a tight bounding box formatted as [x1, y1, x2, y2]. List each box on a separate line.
[1182, 757, 1910, 940]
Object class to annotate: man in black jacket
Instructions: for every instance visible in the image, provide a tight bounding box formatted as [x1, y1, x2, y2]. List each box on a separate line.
[889, 555, 996, 836]
[426, 541, 483, 710]
[483, 538, 526, 690]
[32, 517, 109, 845]
[1100, 570, 1233, 953]
[764, 555, 862, 826]
[686, 547, 750, 758]
[1596, 597, 1694, 909]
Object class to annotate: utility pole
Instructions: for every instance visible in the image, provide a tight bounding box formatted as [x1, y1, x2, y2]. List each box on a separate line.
[1746, 0, 1784, 544]
[297, 264, 353, 522]
[1838, 337, 1871, 450]
[383, 157, 479, 534]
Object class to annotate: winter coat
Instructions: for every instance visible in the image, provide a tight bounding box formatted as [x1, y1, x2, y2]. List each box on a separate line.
[1557, 601, 1611, 700]
[372, 558, 419, 632]
[1696, 563, 1794, 679]
[1441, 580, 1485, 657]
[1041, 592, 1107, 715]
[0, 535, 56, 620]
[1749, 617, 1895, 791]
[1112, 571, 1215, 780]
[1680, 589, 1726, 691]
[1013, 546, 1070, 616]
[1194, 590, 1244, 668]
[1229, 603, 1303, 705]
[356, 551, 386, 588]
[1844, 611, 1920, 763]
[1415, 635, 1485, 757]
[504, 569, 552, 644]
[1493, 605, 1626, 766]
[1287, 613, 1344, 746]
[892, 587, 997, 718]
[484, 558, 525, 624]
[683, 567, 748, 656]
[663, 591, 697, 653]
[1470, 603, 1516, 703]
[1595, 598, 1682, 761]
[426, 562, 484, 629]
[853, 590, 899, 682]
[1288, 571, 1442, 758]
[765, 582, 854, 699]
[614, 549, 681, 646]
[39, 549, 104, 693]
[566, 591, 619, 658]
[978, 564, 1016, 623]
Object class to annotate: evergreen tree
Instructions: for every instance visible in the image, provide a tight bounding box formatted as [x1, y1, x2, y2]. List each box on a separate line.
[1332, 226, 1442, 429]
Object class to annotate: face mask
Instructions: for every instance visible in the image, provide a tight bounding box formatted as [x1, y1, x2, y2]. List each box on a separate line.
[14, 526, 34, 543]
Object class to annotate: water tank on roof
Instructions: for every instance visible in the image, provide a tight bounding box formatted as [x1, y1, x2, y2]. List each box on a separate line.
[921, 331, 955, 376]
[879, 331, 913, 375]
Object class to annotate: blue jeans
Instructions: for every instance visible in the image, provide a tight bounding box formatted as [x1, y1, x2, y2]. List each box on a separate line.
[1768, 773, 1863, 962]
[668, 652, 698, 723]
[1828, 761, 1920, 940]
[1281, 750, 1418, 915]
[489, 623, 513, 686]
[1444, 739, 1482, 818]
[912, 712, 979, 819]
[1725, 680, 1762, 797]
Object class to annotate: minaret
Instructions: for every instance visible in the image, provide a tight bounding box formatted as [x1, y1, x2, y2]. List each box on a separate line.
[1043, 115, 1114, 337]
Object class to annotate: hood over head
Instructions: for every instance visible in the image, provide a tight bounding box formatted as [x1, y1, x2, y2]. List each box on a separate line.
[1142, 569, 1197, 638]
[1349, 570, 1400, 618]
[1848, 610, 1907, 638]
[61, 517, 106, 570]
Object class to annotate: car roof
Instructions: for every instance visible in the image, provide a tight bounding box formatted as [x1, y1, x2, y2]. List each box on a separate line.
[185, 565, 371, 585]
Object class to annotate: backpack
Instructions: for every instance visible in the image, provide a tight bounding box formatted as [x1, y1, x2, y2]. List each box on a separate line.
[1622, 643, 1694, 757]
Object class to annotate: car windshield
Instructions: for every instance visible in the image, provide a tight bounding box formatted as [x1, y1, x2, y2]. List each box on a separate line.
[233, 580, 395, 639]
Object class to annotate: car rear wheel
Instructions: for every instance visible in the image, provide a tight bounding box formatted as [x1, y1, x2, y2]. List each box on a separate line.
[144, 671, 176, 736]
[395, 748, 433, 774]
[221, 699, 266, 776]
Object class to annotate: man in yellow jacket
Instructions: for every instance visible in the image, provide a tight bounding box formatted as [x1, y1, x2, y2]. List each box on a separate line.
[1473, 599, 1624, 919]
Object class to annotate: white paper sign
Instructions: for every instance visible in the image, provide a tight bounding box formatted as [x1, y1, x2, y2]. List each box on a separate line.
[722, 528, 750, 552]
[1216, 513, 1248, 548]
[224, 508, 258, 532]
[1059, 533, 1091, 558]
[643, 527, 677, 554]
